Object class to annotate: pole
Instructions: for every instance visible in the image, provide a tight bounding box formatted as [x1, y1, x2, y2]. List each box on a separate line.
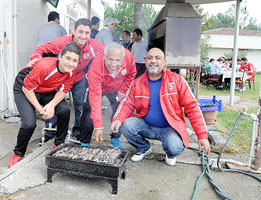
[229, 0, 241, 106]
[250, 83, 261, 171]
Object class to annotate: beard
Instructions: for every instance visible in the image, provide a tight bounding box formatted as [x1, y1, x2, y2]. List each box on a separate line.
[148, 66, 161, 75]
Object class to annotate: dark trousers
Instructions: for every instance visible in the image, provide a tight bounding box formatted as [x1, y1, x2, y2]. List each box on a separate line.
[79, 80, 120, 144]
[14, 91, 70, 157]
[135, 63, 146, 78]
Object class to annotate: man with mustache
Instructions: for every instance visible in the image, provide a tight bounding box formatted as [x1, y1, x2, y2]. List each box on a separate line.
[111, 48, 210, 166]
[78, 42, 136, 148]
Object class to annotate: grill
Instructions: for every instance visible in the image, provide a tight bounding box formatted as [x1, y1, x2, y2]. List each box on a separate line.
[45, 144, 128, 194]
[148, 0, 201, 68]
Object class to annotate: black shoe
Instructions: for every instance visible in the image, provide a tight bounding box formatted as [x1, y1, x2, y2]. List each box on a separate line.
[44, 135, 54, 143]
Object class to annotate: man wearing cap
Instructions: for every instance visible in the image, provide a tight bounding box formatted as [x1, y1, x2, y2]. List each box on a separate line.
[90, 16, 100, 39]
[95, 17, 120, 44]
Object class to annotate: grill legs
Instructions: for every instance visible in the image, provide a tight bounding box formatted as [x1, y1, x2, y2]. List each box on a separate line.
[47, 168, 56, 183]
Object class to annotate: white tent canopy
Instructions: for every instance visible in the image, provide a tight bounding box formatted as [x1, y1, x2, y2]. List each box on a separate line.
[117, 0, 236, 5]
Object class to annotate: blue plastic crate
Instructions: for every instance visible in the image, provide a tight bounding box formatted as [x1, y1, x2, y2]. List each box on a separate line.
[198, 95, 223, 112]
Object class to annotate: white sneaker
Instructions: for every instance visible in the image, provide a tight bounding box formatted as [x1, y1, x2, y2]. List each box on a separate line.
[165, 155, 176, 166]
[131, 147, 152, 162]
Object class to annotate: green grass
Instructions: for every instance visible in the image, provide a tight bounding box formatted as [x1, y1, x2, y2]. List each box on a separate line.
[212, 107, 258, 154]
[192, 74, 260, 153]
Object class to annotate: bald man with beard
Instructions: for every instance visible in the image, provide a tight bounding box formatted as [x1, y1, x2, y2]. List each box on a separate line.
[111, 48, 210, 166]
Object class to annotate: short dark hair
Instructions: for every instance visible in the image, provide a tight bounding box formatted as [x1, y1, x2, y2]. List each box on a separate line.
[209, 58, 215, 62]
[241, 57, 248, 61]
[237, 58, 241, 62]
[217, 57, 223, 62]
[61, 42, 81, 58]
[91, 16, 100, 25]
[123, 30, 130, 37]
[48, 11, 59, 22]
[133, 28, 143, 37]
[74, 18, 92, 30]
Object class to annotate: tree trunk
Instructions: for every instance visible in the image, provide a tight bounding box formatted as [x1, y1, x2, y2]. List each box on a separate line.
[134, 3, 142, 29]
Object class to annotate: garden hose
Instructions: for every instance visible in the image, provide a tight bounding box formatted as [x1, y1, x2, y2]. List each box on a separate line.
[190, 113, 261, 200]
[217, 114, 261, 182]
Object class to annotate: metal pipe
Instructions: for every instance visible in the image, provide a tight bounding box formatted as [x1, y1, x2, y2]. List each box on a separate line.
[229, 0, 242, 106]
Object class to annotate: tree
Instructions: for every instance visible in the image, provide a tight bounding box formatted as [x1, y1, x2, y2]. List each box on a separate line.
[209, 3, 260, 31]
[193, 5, 215, 62]
[101, 1, 158, 41]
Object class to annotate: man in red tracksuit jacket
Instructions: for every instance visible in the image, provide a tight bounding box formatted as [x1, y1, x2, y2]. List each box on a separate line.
[111, 48, 210, 166]
[78, 42, 136, 148]
[30, 18, 105, 140]
[238, 57, 255, 92]
[8, 42, 81, 167]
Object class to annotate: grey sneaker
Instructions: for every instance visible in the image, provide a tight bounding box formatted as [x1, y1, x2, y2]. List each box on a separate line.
[131, 147, 152, 162]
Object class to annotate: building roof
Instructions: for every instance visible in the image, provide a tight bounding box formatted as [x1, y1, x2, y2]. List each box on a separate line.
[203, 28, 261, 36]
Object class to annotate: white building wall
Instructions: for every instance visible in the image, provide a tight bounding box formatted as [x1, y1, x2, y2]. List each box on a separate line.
[208, 34, 261, 49]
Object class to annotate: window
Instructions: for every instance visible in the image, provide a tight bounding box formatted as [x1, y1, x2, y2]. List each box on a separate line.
[67, 7, 78, 34]
[46, 0, 59, 8]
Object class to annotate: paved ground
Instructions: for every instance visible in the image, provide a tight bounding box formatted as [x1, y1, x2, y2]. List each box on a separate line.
[0, 96, 260, 200]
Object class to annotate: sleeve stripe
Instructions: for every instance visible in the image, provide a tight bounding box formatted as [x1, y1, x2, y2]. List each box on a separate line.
[114, 80, 134, 118]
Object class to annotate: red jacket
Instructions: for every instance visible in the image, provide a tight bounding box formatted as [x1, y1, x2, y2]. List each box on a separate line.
[30, 35, 105, 83]
[239, 62, 255, 80]
[87, 49, 136, 129]
[113, 68, 208, 147]
[23, 57, 74, 93]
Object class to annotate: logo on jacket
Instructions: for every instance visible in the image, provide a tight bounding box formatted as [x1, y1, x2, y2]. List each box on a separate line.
[168, 82, 175, 91]
[121, 69, 126, 75]
[83, 53, 89, 59]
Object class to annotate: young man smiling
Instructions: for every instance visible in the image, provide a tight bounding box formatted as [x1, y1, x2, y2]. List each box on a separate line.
[30, 18, 105, 140]
[8, 42, 81, 167]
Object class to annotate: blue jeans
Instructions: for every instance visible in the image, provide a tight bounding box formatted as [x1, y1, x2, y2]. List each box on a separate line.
[45, 78, 85, 137]
[71, 78, 85, 136]
[120, 117, 185, 158]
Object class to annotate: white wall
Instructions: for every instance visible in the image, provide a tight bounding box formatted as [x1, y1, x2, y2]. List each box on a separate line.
[208, 34, 261, 49]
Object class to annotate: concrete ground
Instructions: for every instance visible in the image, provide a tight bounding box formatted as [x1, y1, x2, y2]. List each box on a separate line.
[0, 96, 260, 200]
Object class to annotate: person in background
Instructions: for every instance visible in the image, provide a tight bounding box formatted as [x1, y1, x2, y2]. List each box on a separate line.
[131, 28, 148, 78]
[111, 48, 210, 166]
[121, 30, 133, 51]
[8, 42, 81, 167]
[238, 57, 255, 92]
[29, 18, 105, 141]
[95, 18, 120, 44]
[210, 57, 224, 89]
[236, 58, 241, 71]
[204, 58, 215, 75]
[78, 43, 136, 149]
[37, 11, 67, 47]
[90, 16, 100, 39]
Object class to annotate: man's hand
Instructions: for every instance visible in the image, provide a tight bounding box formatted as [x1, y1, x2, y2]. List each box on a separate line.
[111, 120, 122, 133]
[198, 139, 210, 155]
[26, 58, 41, 68]
[116, 93, 125, 102]
[94, 129, 103, 144]
[42, 103, 55, 120]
